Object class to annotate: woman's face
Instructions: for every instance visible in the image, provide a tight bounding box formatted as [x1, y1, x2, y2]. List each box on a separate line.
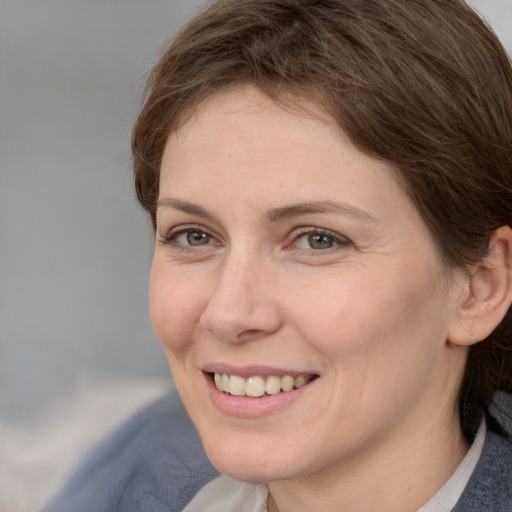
[150, 85, 467, 483]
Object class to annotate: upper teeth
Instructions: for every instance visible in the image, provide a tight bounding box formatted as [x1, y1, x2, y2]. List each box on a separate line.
[214, 372, 311, 397]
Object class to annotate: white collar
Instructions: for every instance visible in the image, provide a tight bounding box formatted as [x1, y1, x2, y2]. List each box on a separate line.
[417, 418, 486, 512]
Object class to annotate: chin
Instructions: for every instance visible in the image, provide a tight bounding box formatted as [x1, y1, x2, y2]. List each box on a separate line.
[199, 431, 309, 485]
[209, 457, 292, 485]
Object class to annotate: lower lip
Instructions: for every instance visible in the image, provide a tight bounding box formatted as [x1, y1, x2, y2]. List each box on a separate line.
[204, 373, 315, 418]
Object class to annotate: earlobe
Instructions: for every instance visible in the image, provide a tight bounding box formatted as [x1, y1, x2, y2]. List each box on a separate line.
[448, 226, 512, 347]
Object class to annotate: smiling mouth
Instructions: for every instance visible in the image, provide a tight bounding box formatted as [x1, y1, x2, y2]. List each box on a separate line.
[211, 372, 317, 397]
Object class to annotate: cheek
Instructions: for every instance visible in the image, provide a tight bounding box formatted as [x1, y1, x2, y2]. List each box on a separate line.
[289, 274, 448, 436]
[286, 266, 445, 368]
[149, 262, 204, 356]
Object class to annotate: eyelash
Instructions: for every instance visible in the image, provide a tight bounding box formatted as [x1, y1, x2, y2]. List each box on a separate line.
[159, 225, 351, 253]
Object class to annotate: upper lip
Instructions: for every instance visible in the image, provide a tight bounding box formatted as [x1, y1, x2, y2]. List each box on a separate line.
[201, 363, 319, 378]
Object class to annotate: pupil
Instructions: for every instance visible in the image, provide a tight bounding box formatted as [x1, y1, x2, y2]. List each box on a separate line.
[308, 234, 333, 249]
[187, 231, 209, 245]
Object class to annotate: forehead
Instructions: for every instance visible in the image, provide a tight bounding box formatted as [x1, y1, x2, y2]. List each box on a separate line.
[172, 86, 332, 146]
[162, 85, 386, 187]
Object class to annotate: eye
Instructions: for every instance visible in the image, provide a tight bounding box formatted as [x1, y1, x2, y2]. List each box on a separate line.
[175, 230, 212, 246]
[160, 225, 218, 248]
[297, 233, 336, 250]
[291, 228, 350, 252]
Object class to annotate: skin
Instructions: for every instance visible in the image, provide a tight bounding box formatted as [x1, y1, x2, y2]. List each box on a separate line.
[150, 85, 472, 511]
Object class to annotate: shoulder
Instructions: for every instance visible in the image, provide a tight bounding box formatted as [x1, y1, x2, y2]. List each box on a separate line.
[43, 391, 218, 512]
[183, 475, 268, 512]
[453, 392, 512, 511]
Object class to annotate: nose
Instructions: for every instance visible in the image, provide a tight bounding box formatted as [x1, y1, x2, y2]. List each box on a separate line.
[199, 252, 282, 344]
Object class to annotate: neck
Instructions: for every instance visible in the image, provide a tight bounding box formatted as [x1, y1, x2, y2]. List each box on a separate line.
[267, 406, 468, 512]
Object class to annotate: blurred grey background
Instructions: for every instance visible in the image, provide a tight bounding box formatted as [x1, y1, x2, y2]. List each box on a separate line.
[0, 1, 510, 510]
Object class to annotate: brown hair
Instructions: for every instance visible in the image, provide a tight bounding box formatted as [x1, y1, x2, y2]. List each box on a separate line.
[132, 0, 512, 440]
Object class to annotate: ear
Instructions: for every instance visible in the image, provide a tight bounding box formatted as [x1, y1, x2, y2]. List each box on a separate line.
[448, 226, 512, 346]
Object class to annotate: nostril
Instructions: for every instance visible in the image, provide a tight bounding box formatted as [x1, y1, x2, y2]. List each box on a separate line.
[236, 329, 267, 343]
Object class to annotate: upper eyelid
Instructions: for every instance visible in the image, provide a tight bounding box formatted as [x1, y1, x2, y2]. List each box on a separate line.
[291, 226, 351, 243]
[162, 223, 213, 235]
[159, 224, 217, 243]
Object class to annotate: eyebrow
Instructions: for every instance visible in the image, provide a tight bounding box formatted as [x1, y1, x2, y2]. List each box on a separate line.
[265, 201, 378, 224]
[157, 198, 377, 224]
[157, 198, 216, 220]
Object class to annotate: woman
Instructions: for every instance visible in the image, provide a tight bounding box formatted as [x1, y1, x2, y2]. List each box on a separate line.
[132, 0, 512, 510]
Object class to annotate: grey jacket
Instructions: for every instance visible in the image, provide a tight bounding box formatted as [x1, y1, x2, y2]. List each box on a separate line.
[43, 392, 218, 512]
[44, 392, 512, 512]
[453, 392, 512, 511]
